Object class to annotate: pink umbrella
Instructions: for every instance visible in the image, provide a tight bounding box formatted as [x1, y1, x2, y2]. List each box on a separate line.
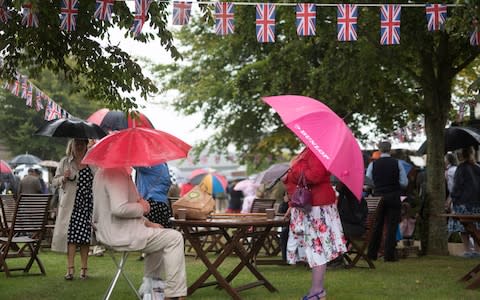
[263, 95, 364, 200]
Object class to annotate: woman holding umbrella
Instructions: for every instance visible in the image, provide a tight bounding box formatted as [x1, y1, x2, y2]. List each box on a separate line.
[51, 138, 94, 280]
[283, 148, 346, 300]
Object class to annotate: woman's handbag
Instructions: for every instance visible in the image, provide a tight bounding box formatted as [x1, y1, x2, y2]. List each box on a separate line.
[172, 184, 216, 220]
[290, 172, 312, 212]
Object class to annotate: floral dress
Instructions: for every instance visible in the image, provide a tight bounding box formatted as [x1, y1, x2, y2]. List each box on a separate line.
[287, 205, 347, 267]
[67, 167, 93, 244]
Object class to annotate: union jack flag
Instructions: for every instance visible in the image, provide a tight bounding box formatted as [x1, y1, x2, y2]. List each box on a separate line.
[20, 76, 29, 99]
[425, 4, 447, 31]
[10, 76, 20, 96]
[380, 5, 401, 45]
[470, 30, 480, 46]
[214, 2, 234, 36]
[60, 0, 79, 32]
[131, 0, 152, 36]
[94, 0, 114, 22]
[295, 3, 316, 37]
[0, 0, 11, 24]
[256, 3, 276, 43]
[172, 1, 192, 26]
[22, 3, 39, 28]
[337, 4, 358, 42]
[45, 100, 61, 121]
[35, 89, 44, 111]
[26, 83, 33, 107]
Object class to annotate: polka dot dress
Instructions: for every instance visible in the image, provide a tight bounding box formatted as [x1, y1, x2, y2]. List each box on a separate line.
[67, 167, 93, 245]
[145, 199, 173, 228]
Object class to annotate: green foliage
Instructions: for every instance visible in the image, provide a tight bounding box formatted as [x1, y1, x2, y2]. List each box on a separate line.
[155, 1, 479, 166]
[0, 69, 103, 160]
[0, 0, 180, 110]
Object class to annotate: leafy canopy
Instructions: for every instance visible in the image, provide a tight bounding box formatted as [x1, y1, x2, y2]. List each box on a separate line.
[0, 0, 181, 110]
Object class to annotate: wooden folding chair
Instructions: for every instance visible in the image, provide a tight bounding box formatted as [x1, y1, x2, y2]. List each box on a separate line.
[0, 194, 16, 234]
[0, 194, 52, 277]
[250, 198, 276, 213]
[343, 196, 383, 269]
[246, 198, 285, 265]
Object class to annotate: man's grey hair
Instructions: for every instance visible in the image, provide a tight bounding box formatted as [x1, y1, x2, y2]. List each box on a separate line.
[378, 141, 391, 153]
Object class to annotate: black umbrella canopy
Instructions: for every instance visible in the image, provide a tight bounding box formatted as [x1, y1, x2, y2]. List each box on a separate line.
[417, 126, 480, 155]
[34, 118, 107, 139]
[10, 153, 42, 165]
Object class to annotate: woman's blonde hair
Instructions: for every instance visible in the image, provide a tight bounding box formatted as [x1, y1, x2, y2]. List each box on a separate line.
[66, 139, 88, 157]
[65, 139, 75, 156]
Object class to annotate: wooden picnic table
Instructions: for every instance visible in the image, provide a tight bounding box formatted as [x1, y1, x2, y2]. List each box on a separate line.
[172, 215, 288, 300]
[439, 213, 480, 289]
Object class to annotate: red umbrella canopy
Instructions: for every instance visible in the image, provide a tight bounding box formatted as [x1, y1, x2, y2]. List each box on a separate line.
[1, 160, 13, 174]
[82, 127, 191, 168]
[87, 109, 154, 132]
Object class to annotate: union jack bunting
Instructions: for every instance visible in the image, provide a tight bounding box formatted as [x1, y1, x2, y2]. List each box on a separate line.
[26, 83, 33, 107]
[20, 76, 29, 99]
[425, 4, 447, 31]
[295, 3, 316, 37]
[0, 0, 11, 24]
[45, 100, 61, 121]
[172, 1, 192, 26]
[131, 0, 152, 36]
[35, 89, 44, 111]
[21, 3, 39, 28]
[60, 0, 79, 32]
[94, 0, 114, 22]
[10, 76, 20, 96]
[470, 29, 480, 46]
[214, 2, 234, 36]
[256, 3, 276, 43]
[380, 5, 401, 45]
[337, 4, 358, 42]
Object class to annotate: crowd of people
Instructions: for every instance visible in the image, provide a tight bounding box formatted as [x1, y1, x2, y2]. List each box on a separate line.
[3, 136, 480, 300]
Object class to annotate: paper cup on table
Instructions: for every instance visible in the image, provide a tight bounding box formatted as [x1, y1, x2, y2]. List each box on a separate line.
[265, 208, 275, 220]
[177, 208, 187, 220]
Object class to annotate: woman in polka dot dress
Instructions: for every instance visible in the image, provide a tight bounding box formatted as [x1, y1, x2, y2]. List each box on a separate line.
[63, 139, 95, 280]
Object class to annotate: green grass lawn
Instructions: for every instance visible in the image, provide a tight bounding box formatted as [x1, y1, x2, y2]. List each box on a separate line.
[0, 250, 479, 300]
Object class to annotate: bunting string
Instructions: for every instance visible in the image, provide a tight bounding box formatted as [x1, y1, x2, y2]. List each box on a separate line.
[0, 59, 73, 121]
[0, 2, 474, 45]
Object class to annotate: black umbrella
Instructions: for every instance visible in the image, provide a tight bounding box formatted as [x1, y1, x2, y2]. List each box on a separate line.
[417, 126, 480, 155]
[10, 154, 42, 165]
[34, 118, 107, 139]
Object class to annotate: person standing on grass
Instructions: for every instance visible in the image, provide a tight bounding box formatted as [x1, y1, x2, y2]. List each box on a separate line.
[52, 138, 95, 280]
[366, 140, 408, 262]
[283, 148, 346, 300]
[448, 147, 480, 257]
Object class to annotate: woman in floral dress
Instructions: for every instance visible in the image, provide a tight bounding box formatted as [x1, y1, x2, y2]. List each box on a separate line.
[283, 148, 346, 300]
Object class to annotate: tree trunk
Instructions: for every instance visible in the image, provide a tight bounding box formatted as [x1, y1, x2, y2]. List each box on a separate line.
[421, 37, 452, 255]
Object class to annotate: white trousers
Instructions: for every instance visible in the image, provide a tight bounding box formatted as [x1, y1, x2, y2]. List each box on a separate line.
[143, 228, 187, 298]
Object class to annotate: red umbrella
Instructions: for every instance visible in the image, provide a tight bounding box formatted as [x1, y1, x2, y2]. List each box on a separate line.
[1, 160, 13, 174]
[82, 127, 191, 168]
[87, 109, 154, 131]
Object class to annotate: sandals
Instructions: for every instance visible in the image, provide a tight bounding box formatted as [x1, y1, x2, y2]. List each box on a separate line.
[80, 268, 88, 280]
[64, 266, 74, 280]
[302, 290, 326, 300]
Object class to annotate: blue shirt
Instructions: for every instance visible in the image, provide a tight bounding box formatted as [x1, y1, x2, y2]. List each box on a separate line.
[366, 153, 408, 188]
[135, 163, 171, 204]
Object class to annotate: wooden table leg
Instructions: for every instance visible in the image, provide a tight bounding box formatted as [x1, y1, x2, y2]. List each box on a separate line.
[181, 226, 243, 300]
[223, 225, 278, 293]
